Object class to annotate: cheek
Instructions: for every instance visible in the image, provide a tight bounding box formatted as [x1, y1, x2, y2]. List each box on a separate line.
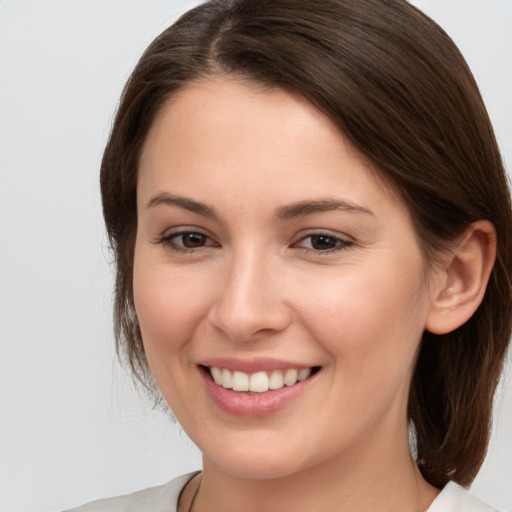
[132, 251, 213, 358]
[295, 257, 428, 375]
[132, 251, 218, 414]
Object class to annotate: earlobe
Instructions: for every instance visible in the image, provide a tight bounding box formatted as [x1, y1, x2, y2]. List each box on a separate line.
[425, 220, 496, 335]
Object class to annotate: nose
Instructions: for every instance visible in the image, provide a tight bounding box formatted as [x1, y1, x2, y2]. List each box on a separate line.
[207, 249, 292, 343]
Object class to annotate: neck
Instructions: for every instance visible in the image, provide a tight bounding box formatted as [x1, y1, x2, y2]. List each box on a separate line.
[192, 424, 439, 512]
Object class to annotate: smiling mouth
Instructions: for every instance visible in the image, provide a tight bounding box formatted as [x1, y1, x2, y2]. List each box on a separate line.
[201, 366, 321, 394]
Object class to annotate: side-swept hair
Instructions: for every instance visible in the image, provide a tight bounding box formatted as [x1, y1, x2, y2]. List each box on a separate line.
[100, 0, 512, 488]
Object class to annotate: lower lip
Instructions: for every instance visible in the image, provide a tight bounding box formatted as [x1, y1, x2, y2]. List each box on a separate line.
[200, 368, 316, 418]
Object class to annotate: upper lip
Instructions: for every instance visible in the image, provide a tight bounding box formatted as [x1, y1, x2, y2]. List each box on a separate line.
[198, 357, 316, 374]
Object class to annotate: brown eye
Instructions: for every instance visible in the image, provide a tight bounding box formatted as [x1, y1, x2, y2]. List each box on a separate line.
[157, 230, 217, 253]
[293, 233, 352, 254]
[180, 232, 208, 248]
[309, 235, 338, 250]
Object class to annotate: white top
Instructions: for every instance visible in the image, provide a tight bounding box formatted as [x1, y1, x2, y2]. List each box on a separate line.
[64, 472, 497, 512]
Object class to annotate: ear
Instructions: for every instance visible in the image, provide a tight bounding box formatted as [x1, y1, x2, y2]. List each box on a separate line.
[425, 220, 496, 335]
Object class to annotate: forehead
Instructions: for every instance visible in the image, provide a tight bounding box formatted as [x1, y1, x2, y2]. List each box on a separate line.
[138, 77, 404, 216]
[141, 77, 345, 164]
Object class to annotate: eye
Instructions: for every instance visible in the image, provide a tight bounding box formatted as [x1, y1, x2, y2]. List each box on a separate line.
[156, 230, 218, 253]
[174, 232, 209, 248]
[293, 233, 352, 253]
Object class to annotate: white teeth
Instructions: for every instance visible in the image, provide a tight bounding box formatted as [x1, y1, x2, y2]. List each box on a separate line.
[249, 371, 269, 393]
[211, 367, 222, 385]
[209, 366, 314, 393]
[269, 370, 285, 390]
[283, 369, 298, 386]
[232, 371, 249, 391]
[221, 368, 233, 389]
[298, 368, 311, 381]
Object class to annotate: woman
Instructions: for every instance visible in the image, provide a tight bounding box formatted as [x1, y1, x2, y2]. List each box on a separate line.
[68, 0, 512, 510]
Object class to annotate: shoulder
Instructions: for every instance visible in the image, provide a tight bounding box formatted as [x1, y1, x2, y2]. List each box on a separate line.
[428, 481, 498, 512]
[63, 472, 199, 512]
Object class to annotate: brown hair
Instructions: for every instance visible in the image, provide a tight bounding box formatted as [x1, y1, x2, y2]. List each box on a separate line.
[101, 0, 512, 488]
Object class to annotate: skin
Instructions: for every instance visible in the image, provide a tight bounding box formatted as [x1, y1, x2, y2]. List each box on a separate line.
[134, 77, 446, 511]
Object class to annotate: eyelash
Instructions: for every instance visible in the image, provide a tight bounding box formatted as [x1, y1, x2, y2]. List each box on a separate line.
[293, 233, 353, 254]
[155, 229, 218, 254]
[155, 230, 353, 255]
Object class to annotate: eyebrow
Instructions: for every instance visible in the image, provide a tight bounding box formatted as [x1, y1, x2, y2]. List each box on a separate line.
[146, 192, 220, 219]
[145, 192, 374, 220]
[274, 198, 374, 219]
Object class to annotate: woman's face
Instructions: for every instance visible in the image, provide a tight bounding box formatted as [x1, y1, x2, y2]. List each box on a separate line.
[134, 77, 439, 479]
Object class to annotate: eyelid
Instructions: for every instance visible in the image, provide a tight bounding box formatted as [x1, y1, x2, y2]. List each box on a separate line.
[153, 226, 353, 255]
[154, 226, 219, 253]
[291, 230, 354, 254]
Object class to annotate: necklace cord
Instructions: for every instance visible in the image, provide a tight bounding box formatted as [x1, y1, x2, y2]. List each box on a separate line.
[187, 476, 201, 512]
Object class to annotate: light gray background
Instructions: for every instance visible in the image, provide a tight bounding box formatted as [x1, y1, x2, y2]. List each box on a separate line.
[0, 2, 511, 511]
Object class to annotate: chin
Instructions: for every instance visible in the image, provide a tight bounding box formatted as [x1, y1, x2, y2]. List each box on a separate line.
[205, 451, 309, 481]
[196, 427, 329, 481]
